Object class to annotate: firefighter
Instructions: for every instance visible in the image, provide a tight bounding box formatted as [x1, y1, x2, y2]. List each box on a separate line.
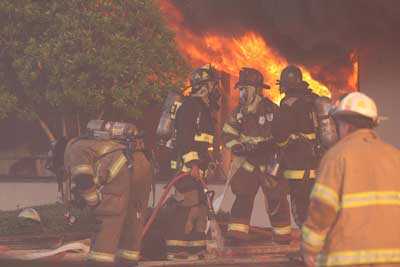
[272, 65, 320, 227]
[63, 120, 152, 267]
[302, 92, 400, 267]
[221, 67, 292, 244]
[165, 64, 220, 260]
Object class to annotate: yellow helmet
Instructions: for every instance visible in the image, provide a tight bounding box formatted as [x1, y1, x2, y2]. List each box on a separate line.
[332, 92, 378, 124]
[18, 208, 41, 223]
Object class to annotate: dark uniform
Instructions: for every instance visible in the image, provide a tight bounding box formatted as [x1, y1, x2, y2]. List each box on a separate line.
[222, 68, 291, 244]
[64, 123, 152, 267]
[166, 65, 219, 260]
[273, 66, 319, 227]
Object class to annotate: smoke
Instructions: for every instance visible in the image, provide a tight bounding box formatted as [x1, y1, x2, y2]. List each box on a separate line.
[169, 0, 400, 90]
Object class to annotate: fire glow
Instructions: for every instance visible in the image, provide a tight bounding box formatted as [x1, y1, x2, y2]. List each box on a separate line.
[159, 0, 358, 103]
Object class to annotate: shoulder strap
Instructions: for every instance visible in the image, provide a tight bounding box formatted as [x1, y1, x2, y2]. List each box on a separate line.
[283, 96, 298, 107]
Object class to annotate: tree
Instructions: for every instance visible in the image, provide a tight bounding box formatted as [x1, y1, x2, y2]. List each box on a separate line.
[0, 0, 189, 142]
[0, 86, 17, 120]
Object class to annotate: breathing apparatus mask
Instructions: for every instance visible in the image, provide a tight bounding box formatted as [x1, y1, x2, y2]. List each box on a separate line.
[239, 85, 258, 107]
[190, 64, 221, 112]
[235, 68, 270, 110]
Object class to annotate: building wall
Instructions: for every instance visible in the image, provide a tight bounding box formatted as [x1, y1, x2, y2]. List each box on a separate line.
[361, 46, 399, 148]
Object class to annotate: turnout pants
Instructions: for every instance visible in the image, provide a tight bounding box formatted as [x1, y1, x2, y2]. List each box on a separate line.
[164, 174, 208, 259]
[228, 167, 292, 243]
[288, 179, 315, 227]
[87, 152, 152, 266]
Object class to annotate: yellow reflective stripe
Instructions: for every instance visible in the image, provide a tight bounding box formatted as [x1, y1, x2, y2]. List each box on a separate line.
[208, 145, 222, 151]
[277, 138, 290, 147]
[311, 183, 340, 211]
[276, 132, 315, 148]
[166, 253, 200, 261]
[318, 249, 400, 266]
[108, 154, 127, 182]
[181, 164, 191, 172]
[300, 132, 316, 140]
[71, 164, 94, 177]
[170, 160, 177, 169]
[302, 225, 326, 250]
[343, 191, 400, 208]
[182, 151, 199, 163]
[239, 134, 267, 144]
[166, 240, 207, 247]
[222, 123, 239, 136]
[194, 133, 214, 144]
[87, 251, 115, 263]
[225, 139, 241, 148]
[228, 223, 250, 234]
[242, 160, 255, 173]
[117, 250, 140, 261]
[283, 169, 316, 179]
[273, 225, 291, 235]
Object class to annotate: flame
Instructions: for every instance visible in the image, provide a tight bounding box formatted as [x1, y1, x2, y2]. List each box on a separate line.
[348, 52, 359, 91]
[159, 0, 357, 103]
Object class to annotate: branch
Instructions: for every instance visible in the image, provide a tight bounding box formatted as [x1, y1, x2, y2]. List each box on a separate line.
[37, 116, 56, 143]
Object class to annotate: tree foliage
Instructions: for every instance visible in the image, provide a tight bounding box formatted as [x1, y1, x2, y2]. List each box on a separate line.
[0, 85, 17, 119]
[0, 0, 189, 138]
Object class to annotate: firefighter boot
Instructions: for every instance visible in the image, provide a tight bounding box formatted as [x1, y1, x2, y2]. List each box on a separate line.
[226, 194, 254, 244]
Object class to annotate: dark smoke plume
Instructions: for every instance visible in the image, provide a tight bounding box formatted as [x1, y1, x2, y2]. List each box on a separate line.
[170, 0, 400, 90]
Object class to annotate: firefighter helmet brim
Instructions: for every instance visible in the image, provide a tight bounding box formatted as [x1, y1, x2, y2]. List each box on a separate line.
[277, 65, 303, 90]
[331, 92, 379, 124]
[235, 67, 270, 89]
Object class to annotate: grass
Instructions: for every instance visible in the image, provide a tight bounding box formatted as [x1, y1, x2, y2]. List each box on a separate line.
[0, 203, 97, 236]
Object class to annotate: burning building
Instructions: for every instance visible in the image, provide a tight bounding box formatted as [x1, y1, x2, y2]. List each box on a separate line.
[158, 0, 359, 103]
[157, 0, 361, 174]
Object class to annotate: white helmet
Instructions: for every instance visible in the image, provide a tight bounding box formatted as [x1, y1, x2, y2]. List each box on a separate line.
[331, 92, 378, 124]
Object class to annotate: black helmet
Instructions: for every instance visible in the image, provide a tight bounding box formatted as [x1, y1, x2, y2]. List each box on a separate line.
[235, 67, 270, 89]
[277, 65, 303, 91]
[190, 64, 219, 94]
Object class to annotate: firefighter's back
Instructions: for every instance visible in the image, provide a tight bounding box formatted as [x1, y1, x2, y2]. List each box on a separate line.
[323, 129, 400, 260]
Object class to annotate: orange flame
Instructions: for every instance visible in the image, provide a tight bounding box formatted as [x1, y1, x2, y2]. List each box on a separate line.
[159, 0, 357, 103]
[348, 51, 359, 91]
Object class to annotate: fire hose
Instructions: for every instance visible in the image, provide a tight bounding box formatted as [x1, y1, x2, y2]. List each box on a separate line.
[140, 172, 187, 240]
[140, 172, 225, 254]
